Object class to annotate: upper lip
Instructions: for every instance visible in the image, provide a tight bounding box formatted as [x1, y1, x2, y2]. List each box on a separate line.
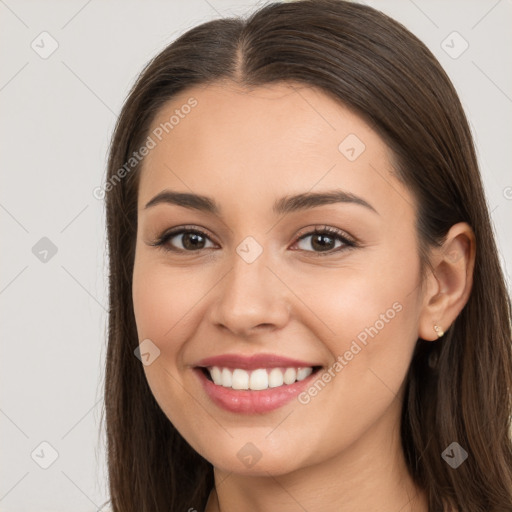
[194, 353, 321, 370]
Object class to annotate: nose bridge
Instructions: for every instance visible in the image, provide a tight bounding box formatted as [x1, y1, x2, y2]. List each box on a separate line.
[209, 236, 290, 334]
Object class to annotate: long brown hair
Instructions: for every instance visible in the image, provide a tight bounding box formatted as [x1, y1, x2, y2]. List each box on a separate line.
[101, 1, 512, 510]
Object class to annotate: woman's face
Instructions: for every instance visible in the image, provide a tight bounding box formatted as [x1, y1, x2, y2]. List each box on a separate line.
[132, 82, 427, 476]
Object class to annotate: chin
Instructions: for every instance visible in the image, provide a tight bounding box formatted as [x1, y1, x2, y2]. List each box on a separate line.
[207, 452, 305, 477]
[191, 432, 318, 478]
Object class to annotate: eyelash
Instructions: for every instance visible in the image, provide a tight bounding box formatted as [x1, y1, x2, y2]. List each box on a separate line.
[150, 224, 358, 257]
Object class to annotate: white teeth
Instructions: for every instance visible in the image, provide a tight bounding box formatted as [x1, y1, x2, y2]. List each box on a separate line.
[206, 366, 314, 390]
[210, 366, 222, 385]
[221, 367, 232, 388]
[268, 368, 284, 388]
[283, 368, 297, 385]
[249, 368, 268, 390]
[232, 369, 250, 390]
[296, 367, 313, 381]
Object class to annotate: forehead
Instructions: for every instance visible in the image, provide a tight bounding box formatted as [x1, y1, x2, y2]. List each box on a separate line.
[136, 81, 414, 221]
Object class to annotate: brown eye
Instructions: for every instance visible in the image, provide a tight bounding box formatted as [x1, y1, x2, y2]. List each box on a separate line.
[293, 226, 356, 256]
[153, 228, 216, 252]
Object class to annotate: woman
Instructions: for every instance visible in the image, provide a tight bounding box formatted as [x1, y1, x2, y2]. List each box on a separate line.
[101, 1, 512, 510]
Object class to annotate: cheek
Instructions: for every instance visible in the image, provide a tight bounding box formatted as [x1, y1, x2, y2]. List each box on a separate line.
[289, 245, 419, 355]
[294, 239, 421, 402]
[132, 270, 175, 341]
[132, 254, 207, 343]
[279, 272, 420, 469]
[131, 254, 213, 423]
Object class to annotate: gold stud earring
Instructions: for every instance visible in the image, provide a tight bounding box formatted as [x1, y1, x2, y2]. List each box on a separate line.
[433, 324, 444, 338]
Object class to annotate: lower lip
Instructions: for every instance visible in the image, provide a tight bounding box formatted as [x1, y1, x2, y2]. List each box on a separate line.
[194, 368, 318, 414]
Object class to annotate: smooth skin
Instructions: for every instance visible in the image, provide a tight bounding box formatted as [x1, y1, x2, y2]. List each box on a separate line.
[132, 82, 475, 512]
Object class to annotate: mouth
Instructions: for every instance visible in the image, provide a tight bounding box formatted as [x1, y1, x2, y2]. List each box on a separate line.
[192, 354, 323, 414]
[199, 365, 323, 390]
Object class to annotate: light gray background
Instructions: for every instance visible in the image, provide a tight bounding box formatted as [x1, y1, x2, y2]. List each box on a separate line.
[1, 0, 511, 510]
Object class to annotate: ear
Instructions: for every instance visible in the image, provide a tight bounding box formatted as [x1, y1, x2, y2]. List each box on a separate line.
[418, 222, 476, 341]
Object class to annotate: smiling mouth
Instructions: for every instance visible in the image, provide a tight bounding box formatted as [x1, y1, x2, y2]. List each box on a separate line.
[199, 366, 323, 391]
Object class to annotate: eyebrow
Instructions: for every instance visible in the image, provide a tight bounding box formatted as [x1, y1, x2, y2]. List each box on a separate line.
[144, 189, 379, 216]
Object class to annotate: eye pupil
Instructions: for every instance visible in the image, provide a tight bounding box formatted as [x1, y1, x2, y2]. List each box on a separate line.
[183, 232, 205, 250]
[312, 234, 335, 251]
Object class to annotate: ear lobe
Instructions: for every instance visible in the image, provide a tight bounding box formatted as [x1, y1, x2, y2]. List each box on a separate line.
[418, 222, 476, 341]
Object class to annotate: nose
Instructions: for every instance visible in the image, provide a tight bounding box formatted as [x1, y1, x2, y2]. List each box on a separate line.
[207, 247, 291, 338]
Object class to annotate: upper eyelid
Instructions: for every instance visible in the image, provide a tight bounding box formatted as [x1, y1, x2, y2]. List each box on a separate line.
[295, 225, 355, 243]
[160, 225, 218, 244]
